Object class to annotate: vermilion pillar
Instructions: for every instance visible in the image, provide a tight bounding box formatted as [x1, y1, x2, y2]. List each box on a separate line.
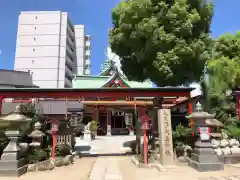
[0, 96, 3, 115]
[188, 97, 194, 136]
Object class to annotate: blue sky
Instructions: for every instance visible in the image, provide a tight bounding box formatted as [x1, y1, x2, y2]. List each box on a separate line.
[0, 0, 239, 75]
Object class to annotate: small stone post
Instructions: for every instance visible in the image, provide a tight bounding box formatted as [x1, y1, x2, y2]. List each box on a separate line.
[28, 122, 45, 148]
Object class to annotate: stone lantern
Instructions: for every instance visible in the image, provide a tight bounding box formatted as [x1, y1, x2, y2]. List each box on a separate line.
[0, 105, 31, 177]
[186, 102, 223, 172]
[28, 122, 45, 148]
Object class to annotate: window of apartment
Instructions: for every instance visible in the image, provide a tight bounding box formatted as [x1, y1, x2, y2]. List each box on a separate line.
[66, 63, 73, 71]
[32, 60, 34, 64]
[34, 26, 36, 30]
[34, 37, 36, 41]
[35, 16, 38, 19]
[33, 48, 35, 52]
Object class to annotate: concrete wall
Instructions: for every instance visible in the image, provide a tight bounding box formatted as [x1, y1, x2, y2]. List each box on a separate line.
[1, 101, 83, 115]
[14, 11, 77, 88]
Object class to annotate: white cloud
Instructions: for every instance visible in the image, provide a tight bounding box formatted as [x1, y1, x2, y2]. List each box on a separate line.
[0, 50, 2, 55]
[106, 47, 123, 73]
[190, 83, 202, 97]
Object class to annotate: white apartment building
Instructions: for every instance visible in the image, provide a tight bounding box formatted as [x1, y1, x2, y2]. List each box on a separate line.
[74, 25, 91, 75]
[14, 11, 91, 88]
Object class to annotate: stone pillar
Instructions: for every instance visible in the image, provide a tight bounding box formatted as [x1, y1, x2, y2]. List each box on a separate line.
[107, 108, 111, 136]
[157, 109, 174, 165]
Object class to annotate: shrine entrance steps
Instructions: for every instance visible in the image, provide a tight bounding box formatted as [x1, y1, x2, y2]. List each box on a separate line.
[74, 135, 136, 156]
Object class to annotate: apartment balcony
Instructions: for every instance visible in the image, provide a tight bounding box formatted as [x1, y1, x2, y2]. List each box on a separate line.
[85, 40, 91, 47]
[64, 78, 72, 88]
[85, 54, 91, 61]
[65, 66, 72, 79]
[85, 50, 91, 56]
[67, 26, 75, 42]
[65, 56, 73, 67]
[85, 59, 91, 66]
[67, 35, 75, 49]
[66, 46, 74, 58]
[85, 68, 90, 75]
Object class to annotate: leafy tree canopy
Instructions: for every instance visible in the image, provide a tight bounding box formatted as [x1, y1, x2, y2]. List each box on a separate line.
[205, 31, 240, 122]
[109, 0, 214, 86]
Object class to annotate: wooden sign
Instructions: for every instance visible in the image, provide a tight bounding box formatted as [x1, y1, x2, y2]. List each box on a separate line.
[112, 110, 125, 116]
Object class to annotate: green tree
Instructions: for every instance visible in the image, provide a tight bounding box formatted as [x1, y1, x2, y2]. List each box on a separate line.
[109, 0, 214, 86]
[204, 32, 240, 121]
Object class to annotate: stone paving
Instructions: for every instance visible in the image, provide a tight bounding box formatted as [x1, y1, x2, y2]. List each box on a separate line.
[75, 135, 135, 155]
[90, 156, 240, 180]
[117, 156, 240, 180]
[3, 135, 240, 180]
[0, 157, 96, 180]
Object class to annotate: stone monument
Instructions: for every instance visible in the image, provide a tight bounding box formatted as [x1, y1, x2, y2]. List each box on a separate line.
[186, 102, 224, 172]
[0, 105, 31, 176]
[157, 109, 174, 165]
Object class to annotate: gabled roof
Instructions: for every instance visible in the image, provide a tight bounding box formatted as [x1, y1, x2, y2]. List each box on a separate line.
[99, 60, 125, 77]
[102, 68, 130, 88]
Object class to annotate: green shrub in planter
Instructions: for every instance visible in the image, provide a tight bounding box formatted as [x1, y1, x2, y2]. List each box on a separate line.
[90, 120, 98, 132]
[90, 120, 98, 139]
[55, 144, 71, 157]
[27, 149, 49, 164]
[0, 132, 9, 156]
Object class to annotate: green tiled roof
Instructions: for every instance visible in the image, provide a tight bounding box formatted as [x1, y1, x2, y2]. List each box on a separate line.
[72, 75, 152, 88]
[73, 56, 153, 88]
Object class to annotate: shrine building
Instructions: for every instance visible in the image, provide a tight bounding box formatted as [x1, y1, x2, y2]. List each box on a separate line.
[0, 57, 198, 136]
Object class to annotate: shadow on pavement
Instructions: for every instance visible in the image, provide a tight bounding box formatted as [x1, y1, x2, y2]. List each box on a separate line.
[74, 145, 91, 152]
[79, 152, 134, 157]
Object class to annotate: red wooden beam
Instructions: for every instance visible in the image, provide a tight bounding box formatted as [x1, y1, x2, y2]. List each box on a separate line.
[0, 90, 190, 98]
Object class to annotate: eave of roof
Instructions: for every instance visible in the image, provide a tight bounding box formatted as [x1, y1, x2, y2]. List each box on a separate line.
[0, 87, 194, 93]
